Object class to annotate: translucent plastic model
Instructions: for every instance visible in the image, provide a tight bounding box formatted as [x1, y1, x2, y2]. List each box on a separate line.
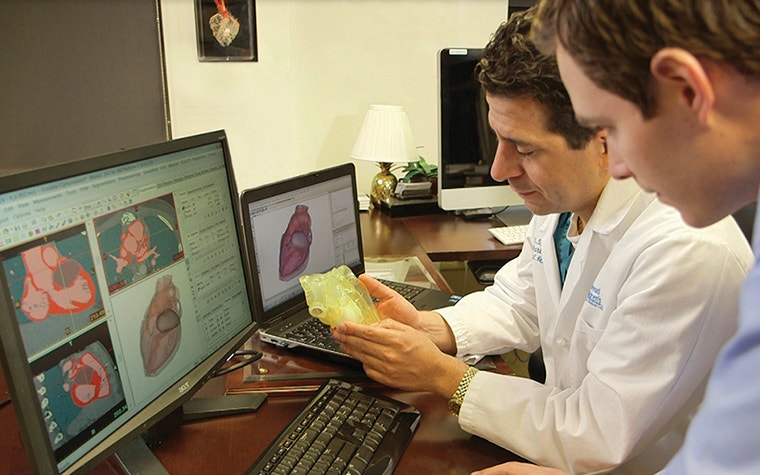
[299, 265, 380, 327]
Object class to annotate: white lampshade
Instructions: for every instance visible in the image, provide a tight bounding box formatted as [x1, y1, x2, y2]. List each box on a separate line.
[350, 105, 419, 164]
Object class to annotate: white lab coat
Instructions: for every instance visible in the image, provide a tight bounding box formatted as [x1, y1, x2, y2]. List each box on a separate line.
[437, 178, 753, 474]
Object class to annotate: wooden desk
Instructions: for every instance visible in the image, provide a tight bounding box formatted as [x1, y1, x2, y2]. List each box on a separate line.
[359, 210, 452, 292]
[360, 209, 523, 264]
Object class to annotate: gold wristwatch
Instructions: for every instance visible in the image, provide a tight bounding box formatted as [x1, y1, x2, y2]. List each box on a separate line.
[448, 366, 478, 416]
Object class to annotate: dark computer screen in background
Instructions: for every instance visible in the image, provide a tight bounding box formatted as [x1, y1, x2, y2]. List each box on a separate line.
[436, 1, 537, 213]
[437, 47, 523, 212]
[508, 0, 537, 18]
[0, 130, 257, 474]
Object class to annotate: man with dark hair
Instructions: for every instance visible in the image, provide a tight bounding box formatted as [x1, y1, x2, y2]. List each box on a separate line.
[333, 7, 752, 474]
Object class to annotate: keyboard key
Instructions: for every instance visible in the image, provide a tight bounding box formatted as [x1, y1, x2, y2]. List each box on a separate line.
[378, 279, 424, 299]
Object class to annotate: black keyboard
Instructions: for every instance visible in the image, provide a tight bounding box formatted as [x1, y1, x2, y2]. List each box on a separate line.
[246, 379, 421, 475]
[284, 318, 342, 352]
[377, 278, 425, 301]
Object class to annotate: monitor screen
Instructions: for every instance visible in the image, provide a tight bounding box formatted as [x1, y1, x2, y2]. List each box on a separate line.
[0, 131, 257, 474]
[437, 47, 523, 212]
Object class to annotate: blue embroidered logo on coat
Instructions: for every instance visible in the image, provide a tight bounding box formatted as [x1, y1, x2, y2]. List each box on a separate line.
[587, 285, 604, 310]
[532, 238, 543, 264]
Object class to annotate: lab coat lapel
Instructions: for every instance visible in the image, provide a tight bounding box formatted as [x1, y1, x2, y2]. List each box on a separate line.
[557, 232, 600, 324]
[531, 216, 566, 344]
[541, 216, 564, 312]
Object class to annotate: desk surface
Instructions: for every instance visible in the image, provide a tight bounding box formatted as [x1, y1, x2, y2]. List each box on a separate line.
[360, 210, 523, 264]
[165, 334, 524, 475]
[0, 209, 525, 474]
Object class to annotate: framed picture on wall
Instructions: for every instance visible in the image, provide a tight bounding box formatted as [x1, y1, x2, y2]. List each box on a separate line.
[195, 0, 257, 62]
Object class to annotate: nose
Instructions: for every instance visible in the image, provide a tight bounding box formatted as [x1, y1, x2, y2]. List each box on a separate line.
[490, 142, 523, 182]
[607, 148, 633, 180]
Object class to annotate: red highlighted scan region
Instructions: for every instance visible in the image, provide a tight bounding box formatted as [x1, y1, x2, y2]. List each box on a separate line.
[20, 244, 96, 322]
[61, 350, 112, 408]
[111, 217, 160, 274]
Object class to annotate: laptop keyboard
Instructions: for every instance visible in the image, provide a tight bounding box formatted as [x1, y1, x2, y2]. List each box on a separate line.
[284, 318, 342, 352]
[246, 379, 420, 475]
[376, 278, 424, 300]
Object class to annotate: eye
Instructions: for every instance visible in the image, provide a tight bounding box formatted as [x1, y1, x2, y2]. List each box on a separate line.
[516, 148, 535, 157]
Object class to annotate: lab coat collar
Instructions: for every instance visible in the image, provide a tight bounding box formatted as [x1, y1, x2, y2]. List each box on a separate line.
[584, 178, 650, 236]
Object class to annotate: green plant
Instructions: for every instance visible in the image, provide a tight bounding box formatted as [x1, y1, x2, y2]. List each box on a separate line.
[400, 156, 438, 182]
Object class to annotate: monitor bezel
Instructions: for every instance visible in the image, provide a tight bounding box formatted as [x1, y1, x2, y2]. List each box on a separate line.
[436, 47, 524, 212]
[0, 130, 259, 475]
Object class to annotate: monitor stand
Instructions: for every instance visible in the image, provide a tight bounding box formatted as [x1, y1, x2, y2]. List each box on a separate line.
[115, 436, 170, 475]
[113, 403, 183, 475]
[114, 391, 267, 474]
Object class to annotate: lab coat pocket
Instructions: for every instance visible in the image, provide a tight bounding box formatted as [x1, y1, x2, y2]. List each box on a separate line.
[574, 316, 605, 352]
[567, 316, 606, 384]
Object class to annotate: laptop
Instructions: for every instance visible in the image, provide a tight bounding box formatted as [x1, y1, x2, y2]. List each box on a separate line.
[239, 163, 459, 364]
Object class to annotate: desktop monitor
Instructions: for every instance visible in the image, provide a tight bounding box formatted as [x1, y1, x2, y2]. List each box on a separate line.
[0, 130, 257, 474]
[437, 47, 523, 212]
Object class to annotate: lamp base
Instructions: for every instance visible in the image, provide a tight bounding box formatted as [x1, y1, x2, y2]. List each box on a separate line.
[370, 163, 398, 207]
[378, 196, 442, 218]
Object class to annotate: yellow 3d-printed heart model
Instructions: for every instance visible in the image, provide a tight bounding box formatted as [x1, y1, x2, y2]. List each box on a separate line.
[299, 265, 380, 327]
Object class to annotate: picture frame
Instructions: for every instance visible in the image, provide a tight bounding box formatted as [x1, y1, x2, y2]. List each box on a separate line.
[195, 0, 257, 62]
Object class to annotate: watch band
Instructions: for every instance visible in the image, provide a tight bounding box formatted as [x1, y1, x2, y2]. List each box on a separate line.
[448, 366, 478, 416]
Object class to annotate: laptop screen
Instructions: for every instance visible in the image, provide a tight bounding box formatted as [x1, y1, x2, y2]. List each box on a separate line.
[242, 164, 362, 314]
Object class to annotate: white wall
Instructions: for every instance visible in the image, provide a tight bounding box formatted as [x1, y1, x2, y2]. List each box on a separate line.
[160, 0, 507, 195]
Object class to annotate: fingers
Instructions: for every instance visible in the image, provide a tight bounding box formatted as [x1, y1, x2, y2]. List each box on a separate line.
[471, 462, 567, 475]
[359, 273, 398, 301]
[333, 320, 406, 363]
[333, 321, 381, 357]
[359, 274, 421, 326]
[334, 319, 402, 346]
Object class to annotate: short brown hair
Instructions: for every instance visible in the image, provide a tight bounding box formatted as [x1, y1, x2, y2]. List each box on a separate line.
[476, 7, 597, 150]
[532, 0, 760, 118]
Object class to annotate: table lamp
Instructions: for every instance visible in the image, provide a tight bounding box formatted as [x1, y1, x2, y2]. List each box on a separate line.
[350, 104, 419, 207]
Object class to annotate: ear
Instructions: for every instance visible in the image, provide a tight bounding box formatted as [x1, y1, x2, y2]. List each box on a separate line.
[651, 48, 714, 124]
[593, 130, 609, 168]
[596, 130, 608, 155]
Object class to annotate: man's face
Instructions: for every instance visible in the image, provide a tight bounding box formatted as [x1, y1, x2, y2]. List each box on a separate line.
[486, 93, 609, 220]
[555, 43, 749, 227]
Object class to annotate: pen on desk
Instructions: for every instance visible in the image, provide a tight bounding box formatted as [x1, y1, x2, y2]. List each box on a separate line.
[0, 397, 11, 410]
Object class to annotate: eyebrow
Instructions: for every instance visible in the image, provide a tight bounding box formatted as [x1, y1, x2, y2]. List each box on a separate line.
[489, 124, 527, 145]
[488, 118, 545, 149]
[506, 136, 534, 147]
